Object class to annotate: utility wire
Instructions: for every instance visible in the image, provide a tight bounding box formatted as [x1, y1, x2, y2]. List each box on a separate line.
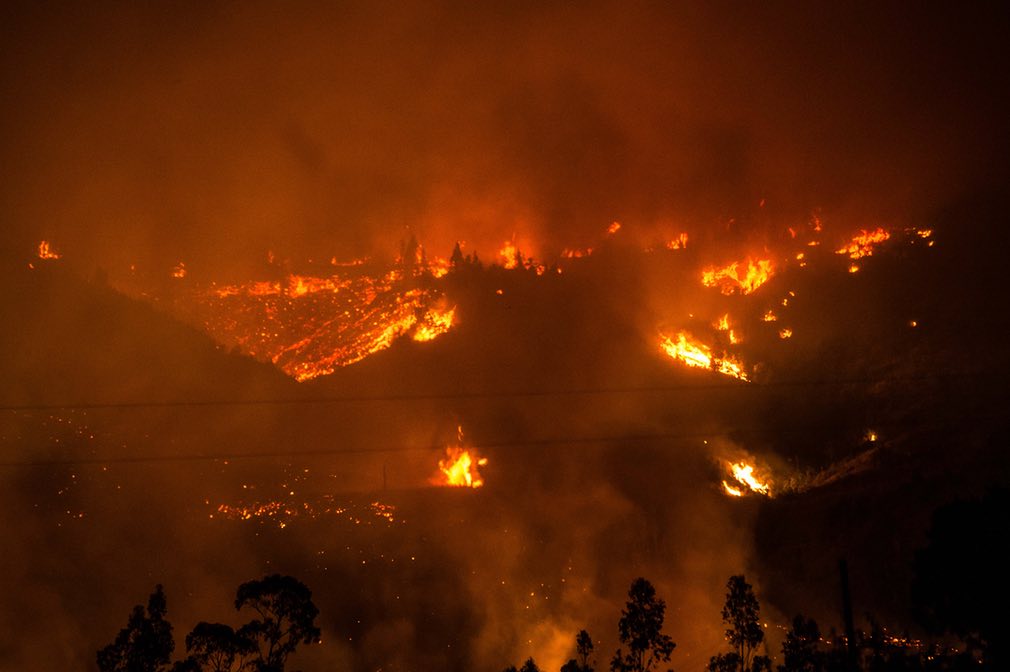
[2, 410, 1003, 468]
[0, 369, 996, 413]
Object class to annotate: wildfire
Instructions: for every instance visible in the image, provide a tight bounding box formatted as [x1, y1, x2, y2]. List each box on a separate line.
[721, 461, 771, 497]
[37, 240, 61, 259]
[701, 258, 774, 295]
[665, 232, 689, 250]
[433, 427, 487, 488]
[836, 228, 890, 259]
[659, 331, 748, 381]
[412, 305, 456, 342]
[714, 314, 740, 344]
[500, 240, 520, 269]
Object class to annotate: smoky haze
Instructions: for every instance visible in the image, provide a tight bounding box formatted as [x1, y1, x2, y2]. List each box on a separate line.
[3, 2, 1007, 275]
[3, 2, 1010, 672]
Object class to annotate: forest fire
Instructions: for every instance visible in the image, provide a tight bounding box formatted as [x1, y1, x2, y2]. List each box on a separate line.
[721, 462, 772, 497]
[37, 240, 60, 259]
[433, 427, 487, 488]
[836, 228, 891, 259]
[701, 258, 774, 295]
[165, 259, 457, 381]
[659, 331, 749, 381]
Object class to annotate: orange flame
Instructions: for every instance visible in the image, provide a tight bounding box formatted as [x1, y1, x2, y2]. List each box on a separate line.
[665, 233, 689, 250]
[500, 240, 520, 269]
[172, 262, 187, 279]
[607, 221, 622, 235]
[722, 461, 771, 497]
[701, 258, 774, 295]
[836, 228, 890, 259]
[413, 305, 456, 342]
[37, 240, 61, 260]
[659, 331, 748, 381]
[434, 426, 487, 488]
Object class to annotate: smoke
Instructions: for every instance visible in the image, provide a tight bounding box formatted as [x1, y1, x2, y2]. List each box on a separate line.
[3, 2, 1010, 670]
[3, 2, 1007, 275]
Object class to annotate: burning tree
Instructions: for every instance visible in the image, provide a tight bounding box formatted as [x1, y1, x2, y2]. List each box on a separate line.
[610, 578, 676, 672]
[708, 576, 770, 672]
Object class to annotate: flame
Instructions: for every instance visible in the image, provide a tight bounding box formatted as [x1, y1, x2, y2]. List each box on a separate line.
[500, 240, 520, 269]
[666, 233, 689, 250]
[714, 314, 740, 344]
[723, 461, 771, 497]
[436, 447, 487, 488]
[762, 310, 777, 322]
[722, 482, 744, 497]
[433, 427, 487, 488]
[172, 262, 187, 279]
[561, 248, 593, 259]
[607, 221, 622, 235]
[836, 227, 890, 259]
[701, 258, 774, 295]
[778, 328, 793, 339]
[37, 240, 61, 259]
[413, 305, 456, 342]
[659, 331, 748, 381]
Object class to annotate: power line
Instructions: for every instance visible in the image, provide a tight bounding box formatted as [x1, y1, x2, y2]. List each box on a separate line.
[0, 369, 996, 413]
[3, 409, 1004, 468]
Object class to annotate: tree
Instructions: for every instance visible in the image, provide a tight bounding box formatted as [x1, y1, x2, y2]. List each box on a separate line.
[610, 578, 676, 672]
[708, 576, 770, 672]
[234, 574, 321, 672]
[504, 658, 542, 672]
[97, 585, 175, 672]
[176, 622, 256, 672]
[562, 629, 595, 672]
[777, 615, 822, 672]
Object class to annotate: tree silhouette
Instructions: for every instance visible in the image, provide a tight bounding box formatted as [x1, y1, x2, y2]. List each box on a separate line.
[503, 657, 542, 672]
[175, 621, 256, 672]
[97, 585, 175, 672]
[777, 615, 822, 672]
[709, 575, 770, 672]
[562, 629, 596, 672]
[234, 574, 321, 672]
[610, 578, 676, 672]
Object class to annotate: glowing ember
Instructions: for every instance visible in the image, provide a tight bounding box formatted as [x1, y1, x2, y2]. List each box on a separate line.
[37, 240, 61, 259]
[561, 248, 593, 259]
[762, 310, 777, 322]
[169, 255, 457, 381]
[836, 227, 890, 259]
[701, 258, 774, 295]
[778, 328, 793, 339]
[722, 461, 771, 497]
[172, 262, 187, 279]
[607, 221, 622, 235]
[659, 331, 748, 381]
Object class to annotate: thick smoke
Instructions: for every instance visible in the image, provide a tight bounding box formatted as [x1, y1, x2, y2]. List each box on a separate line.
[2, 2, 1009, 671]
